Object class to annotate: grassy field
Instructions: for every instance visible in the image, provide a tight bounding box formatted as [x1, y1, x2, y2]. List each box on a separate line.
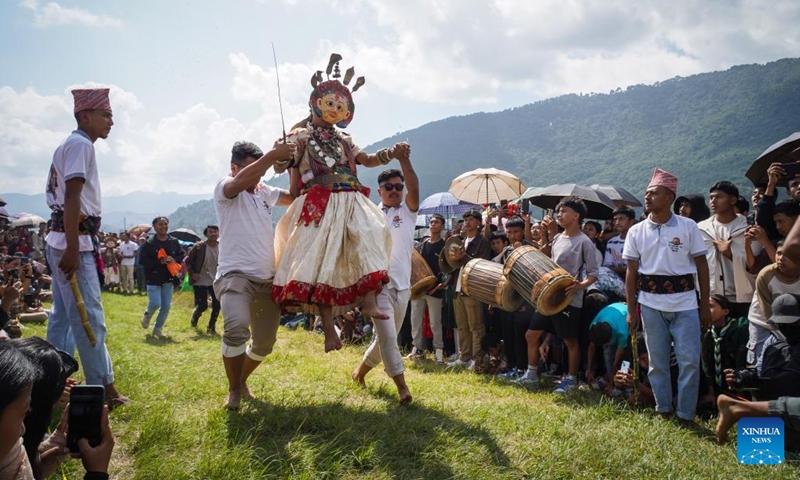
[21, 291, 799, 479]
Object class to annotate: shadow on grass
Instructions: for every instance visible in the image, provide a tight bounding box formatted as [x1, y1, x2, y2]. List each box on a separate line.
[188, 332, 221, 342]
[143, 335, 179, 346]
[225, 393, 513, 478]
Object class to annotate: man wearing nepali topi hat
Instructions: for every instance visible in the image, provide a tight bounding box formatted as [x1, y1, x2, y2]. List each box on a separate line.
[44, 88, 130, 408]
[623, 167, 710, 423]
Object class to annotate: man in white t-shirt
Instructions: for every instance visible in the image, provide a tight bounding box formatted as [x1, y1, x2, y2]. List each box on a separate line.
[44, 88, 128, 407]
[351, 147, 418, 404]
[624, 167, 710, 423]
[697, 181, 757, 319]
[603, 206, 636, 279]
[214, 140, 295, 410]
[118, 232, 138, 294]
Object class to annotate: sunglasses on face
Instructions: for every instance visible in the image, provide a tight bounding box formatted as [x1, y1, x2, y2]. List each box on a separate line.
[381, 183, 405, 192]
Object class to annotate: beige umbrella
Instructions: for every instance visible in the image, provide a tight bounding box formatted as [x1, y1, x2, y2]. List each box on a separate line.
[448, 168, 526, 205]
[10, 214, 47, 228]
[128, 224, 152, 236]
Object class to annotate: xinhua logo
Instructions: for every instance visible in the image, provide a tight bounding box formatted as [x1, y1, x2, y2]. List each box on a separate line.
[737, 417, 784, 465]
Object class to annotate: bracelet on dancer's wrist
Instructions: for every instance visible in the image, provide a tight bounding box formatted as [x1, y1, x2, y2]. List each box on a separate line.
[377, 149, 391, 165]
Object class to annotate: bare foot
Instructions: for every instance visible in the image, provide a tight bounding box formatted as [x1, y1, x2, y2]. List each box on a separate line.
[323, 326, 343, 352]
[241, 383, 255, 400]
[716, 395, 738, 445]
[351, 370, 366, 388]
[106, 394, 131, 411]
[224, 390, 242, 410]
[398, 387, 413, 405]
[361, 305, 389, 320]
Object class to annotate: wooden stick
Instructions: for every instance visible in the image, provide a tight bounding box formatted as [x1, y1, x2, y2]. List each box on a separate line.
[630, 323, 639, 407]
[69, 275, 97, 347]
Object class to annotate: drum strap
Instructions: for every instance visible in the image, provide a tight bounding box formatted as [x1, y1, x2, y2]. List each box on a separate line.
[636, 273, 695, 294]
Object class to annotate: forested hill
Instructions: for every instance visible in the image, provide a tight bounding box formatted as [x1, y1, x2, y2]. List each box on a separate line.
[169, 58, 800, 229]
[358, 57, 800, 200]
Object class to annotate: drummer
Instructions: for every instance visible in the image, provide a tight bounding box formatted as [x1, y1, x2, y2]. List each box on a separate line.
[407, 213, 448, 363]
[446, 210, 493, 370]
[496, 216, 539, 378]
[515, 197, 599, 393]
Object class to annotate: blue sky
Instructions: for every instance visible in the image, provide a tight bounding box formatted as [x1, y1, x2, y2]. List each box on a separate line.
[2, 0, 799, 195]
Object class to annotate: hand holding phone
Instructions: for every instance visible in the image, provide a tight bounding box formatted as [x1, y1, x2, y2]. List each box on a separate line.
[67, 385, 105, 453]
[77, 405, 114, 474]
[619, 360, 631, 373]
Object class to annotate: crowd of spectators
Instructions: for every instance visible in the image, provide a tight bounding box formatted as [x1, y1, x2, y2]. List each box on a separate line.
[3, 160, 800, 479]
[395, 165, 800, 451]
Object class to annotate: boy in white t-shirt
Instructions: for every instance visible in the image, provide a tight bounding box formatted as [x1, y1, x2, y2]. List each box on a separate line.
[44, 88, 128, 408]
[118, 232, 139, 294]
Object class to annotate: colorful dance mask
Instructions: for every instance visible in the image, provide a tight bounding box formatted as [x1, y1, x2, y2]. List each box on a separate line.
[309, 53, 364, 129]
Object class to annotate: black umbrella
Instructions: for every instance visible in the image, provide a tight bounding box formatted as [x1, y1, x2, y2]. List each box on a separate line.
[745, 132, 800, 186]
[525, 183, 617, 220]
[169, 228, 201, 243]
[589, 184, 642, 207]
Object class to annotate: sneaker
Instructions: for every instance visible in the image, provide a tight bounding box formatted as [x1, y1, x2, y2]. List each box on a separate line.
[497, 369, 520, 380]
[434, 349, 444, 364]
[141, 311, 152, 329]
[466, 360, 475, 371]
[446, 358, 471, 369]
[513, 374, 540, 389]
[152, 329, 166, 339]
[206, 327, 217, 335]
[405, 347, 425, 360]
[553, 376, 577, 395]
[446, 352, 460, 362]
[610, 387, 623, 398]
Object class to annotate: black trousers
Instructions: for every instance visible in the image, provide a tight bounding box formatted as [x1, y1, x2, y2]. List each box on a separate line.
[192, 285, 220, 329]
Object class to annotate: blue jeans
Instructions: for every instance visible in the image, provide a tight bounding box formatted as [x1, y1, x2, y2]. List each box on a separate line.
[46, 245, 114, 385]
[146, 282, 174, 331]
[640, 304, 701, 420]
[602, 343, 617, 376]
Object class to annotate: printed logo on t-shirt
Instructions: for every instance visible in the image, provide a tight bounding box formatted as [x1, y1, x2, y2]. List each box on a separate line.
[391, 215, 402, 228]
[668, 237, 684, 253]
[262, 200, 272, 214]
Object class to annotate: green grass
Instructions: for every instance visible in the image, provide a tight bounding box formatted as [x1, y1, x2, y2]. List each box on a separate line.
[20, 291, 799, 479]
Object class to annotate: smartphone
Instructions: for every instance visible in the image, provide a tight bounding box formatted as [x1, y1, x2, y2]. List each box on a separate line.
[67, 385, 105, 453]
[783, 163, 800, 184]
[522, 198, 530, 214]
[20, 257, 29, 265]
[619, 360, 631, 373]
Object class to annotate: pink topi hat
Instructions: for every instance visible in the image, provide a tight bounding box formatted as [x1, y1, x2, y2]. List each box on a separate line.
[648, 167, 678, 194]
[72, 88, 111, 113]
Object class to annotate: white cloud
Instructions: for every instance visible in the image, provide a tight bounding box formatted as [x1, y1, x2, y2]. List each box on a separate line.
[301, 0, 800, 103]
[4, 0, 800, 196]
[0, 84, 282, 196]
[20, 0, 123, 28]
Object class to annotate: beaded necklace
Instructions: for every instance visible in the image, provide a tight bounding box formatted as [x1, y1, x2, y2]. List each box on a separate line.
[307, 121, 344, 167]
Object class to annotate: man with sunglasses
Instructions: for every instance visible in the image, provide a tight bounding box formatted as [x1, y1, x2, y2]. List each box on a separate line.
[351, 148, 418, 404]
